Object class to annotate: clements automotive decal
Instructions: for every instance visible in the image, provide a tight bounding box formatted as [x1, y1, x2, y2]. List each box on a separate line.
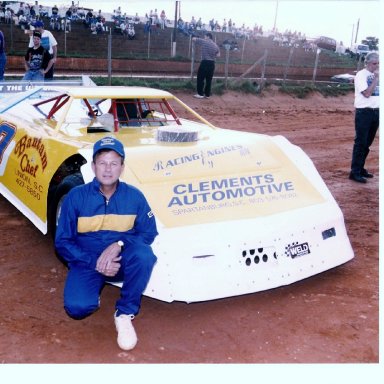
[14, 134, 48, 176]
[168, 174, 294, 207]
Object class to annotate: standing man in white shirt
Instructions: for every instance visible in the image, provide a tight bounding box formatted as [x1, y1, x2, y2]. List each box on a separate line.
[29, 20, 58, 80]
[349, 51, 380, 183]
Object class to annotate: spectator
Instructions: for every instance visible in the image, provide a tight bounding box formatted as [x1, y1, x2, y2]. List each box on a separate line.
[95, 18, 104, 34]
[144, 13, 151, 34]
[55, 136, 158, 351]
[69, 1, 78, 20]
[152, 8, 158, 26]
[115, 6, 122, 19]
[4, 7, 11, 24]
[160, 10, 166, 29]
[51, 4, 59, 16]
[97, 9, 104, 22]
[222, 18, 227, 32]
[65, 7, 72, 20]
[190, 16, 196, 29]
[149, 9, 154, 25]
[38, 4, 48, 18]
[18, 13, 29, 29]
[196, 17, 202, 30]
[119, 19, 127, 35]
[349, 52, 380, 183]
[29, 20, 58, 80]
[0, 28, 6, 81]
[192, 32, 220, 99]
[228, 18, 232, 32]
[209, 18, 214, 31]
[23, 31, 53, 81]
[50, 4, 60, 31]
[30, 5, 36, 19]
[17, 2, 25, 17]
[133, 12, 140, 24]
[77, 7, 85, 20]
[85, 10, 93, 28]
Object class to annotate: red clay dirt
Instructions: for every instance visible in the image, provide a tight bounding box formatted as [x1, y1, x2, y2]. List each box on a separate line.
[0, 88, 378, 371]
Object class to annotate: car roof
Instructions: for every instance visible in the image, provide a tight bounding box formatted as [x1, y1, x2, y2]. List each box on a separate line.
[65, 86, 175, 99]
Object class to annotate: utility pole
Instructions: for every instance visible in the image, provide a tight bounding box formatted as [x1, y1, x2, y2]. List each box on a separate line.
[273, 0, 279, 31]
[354, 18, 360, 43]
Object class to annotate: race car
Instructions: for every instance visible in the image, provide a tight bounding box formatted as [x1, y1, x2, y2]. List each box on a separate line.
[0, 86, 354, 303]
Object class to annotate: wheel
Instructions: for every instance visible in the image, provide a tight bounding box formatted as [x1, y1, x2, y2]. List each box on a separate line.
[48, 172, 84, 239]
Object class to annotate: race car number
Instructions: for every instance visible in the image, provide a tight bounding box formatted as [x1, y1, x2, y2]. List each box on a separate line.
[0, 123, 16, 174]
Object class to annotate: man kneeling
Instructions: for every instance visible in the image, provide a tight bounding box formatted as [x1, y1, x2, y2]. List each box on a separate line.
[55, 136, 158, 350]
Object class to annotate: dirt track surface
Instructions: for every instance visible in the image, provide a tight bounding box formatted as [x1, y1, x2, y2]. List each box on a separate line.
[0, 88, 379, 379]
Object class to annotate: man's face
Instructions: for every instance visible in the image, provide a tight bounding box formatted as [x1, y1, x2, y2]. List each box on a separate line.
[92, 150, 124, 187]
[367, 59, 379, 73]
[33, 36, 41, 47]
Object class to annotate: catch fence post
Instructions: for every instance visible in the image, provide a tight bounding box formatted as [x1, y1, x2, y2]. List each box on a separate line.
[108, 29, 112, 85]
[312, 48, 321, 83]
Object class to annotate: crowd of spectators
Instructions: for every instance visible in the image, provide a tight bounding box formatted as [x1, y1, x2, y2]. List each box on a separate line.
[272, 30, 311, 50]
[0, 1, 108, 34]
[0, 1, 310, 48]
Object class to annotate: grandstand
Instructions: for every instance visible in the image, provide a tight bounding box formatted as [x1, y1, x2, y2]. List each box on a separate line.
[1, 7, 358, 81]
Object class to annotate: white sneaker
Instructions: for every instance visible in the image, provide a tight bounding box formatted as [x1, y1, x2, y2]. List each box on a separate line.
[114, 313, 137, 350]
[193, 94, 204, 99]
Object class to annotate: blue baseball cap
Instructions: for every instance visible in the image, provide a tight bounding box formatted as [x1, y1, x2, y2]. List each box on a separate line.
[33, 21, 44, 27]
[93, 136, 125, 159]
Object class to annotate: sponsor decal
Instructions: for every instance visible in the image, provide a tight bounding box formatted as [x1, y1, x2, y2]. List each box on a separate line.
[153, 145, 250, 171]
[0, 84, 35, 93]
[14, 134, 48, 175]
[285, 242, 311, 259]
[168, 174, 294, 207]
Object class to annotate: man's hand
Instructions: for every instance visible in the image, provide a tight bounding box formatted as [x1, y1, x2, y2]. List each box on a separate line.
[96, 242, 122, 277]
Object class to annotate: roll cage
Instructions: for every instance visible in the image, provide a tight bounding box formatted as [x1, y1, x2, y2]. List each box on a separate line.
[33, 94, 182, 132]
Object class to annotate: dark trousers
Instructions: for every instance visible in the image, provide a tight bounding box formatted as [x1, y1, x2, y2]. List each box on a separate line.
[64, 243, 157, 319]
[44, 55, 55, 80]
[44, 65, 54, 80]
[197, 60, 215, 97]
[351, 108, 379, 175]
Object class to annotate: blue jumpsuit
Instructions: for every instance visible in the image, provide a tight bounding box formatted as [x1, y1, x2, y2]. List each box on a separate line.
[55, 178, 158, 319]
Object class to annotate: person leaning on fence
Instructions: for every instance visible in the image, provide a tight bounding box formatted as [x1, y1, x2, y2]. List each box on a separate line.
[23, 31, 53, 81]
[192, 32, 220, 99]
[29, 20, 58, 80]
